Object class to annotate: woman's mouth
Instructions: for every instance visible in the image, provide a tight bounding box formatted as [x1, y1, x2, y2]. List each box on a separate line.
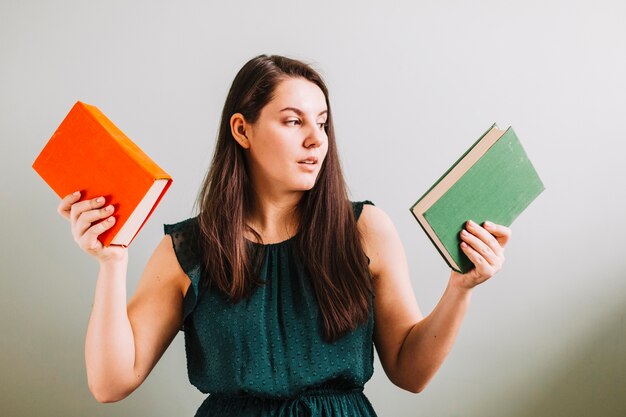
[298, 156, 318, 165]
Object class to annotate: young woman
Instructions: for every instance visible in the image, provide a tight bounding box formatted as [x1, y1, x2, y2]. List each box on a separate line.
[57, 54, 511, 417]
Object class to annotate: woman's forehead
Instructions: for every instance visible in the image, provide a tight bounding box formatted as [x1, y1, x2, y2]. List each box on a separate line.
[266, 78, 327, 113]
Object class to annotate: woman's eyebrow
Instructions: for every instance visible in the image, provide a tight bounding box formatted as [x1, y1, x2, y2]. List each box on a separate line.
[280, 107, 328, 116]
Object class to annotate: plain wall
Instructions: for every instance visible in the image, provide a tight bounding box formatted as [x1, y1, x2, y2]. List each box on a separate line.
[1, 1, 625, 416]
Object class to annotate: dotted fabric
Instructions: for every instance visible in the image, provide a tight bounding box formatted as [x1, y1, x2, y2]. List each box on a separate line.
[164, 201, 378, 417]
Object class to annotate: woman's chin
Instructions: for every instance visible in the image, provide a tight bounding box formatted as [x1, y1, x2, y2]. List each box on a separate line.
[294, 184, 315, 192]
[291, 174, 320, 191]
[291, 180, 317, 192]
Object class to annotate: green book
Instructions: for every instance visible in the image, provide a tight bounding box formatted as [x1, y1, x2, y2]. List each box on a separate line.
[410, 124, 545, 273]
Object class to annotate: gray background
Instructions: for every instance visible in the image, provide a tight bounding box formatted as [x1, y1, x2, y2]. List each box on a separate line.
[1, 1, 625, 416]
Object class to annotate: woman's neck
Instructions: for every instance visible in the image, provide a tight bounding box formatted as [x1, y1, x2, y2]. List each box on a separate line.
[246, 191, 302, 244]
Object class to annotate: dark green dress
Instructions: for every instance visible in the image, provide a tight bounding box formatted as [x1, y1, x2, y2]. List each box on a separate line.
[164, 201, 378, 417]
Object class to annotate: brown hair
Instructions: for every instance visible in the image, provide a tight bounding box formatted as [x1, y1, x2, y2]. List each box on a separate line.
[196, 54, 372, 342]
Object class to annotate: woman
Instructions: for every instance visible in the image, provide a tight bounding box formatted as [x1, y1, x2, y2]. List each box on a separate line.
[57, 54, 510, 416]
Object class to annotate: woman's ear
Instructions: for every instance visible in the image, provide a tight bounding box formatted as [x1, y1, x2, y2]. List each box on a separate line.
[230, 113, 251, 149]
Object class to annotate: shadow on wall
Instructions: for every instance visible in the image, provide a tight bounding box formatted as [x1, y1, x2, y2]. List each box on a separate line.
[508, 297, 626, 417]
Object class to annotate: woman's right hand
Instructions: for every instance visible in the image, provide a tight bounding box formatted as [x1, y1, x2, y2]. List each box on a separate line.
[57, 191, 127, 263]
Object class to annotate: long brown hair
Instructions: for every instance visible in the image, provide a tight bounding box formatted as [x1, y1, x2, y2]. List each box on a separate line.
[196, 54, 372, 342]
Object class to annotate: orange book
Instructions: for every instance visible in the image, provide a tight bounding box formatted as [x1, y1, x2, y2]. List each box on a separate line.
[33, 101, 173, 247]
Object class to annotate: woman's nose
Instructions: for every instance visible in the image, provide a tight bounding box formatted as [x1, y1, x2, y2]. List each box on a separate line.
[304, 123, 325, 148]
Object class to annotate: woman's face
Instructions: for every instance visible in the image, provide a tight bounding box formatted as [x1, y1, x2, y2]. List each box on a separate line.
[244, 77, 329, 196]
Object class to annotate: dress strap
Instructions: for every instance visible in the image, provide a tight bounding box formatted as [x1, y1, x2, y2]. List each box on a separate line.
[352, 200, 375, 221]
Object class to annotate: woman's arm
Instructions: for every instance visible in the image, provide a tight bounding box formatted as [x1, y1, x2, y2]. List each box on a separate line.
[58, 192, 189, 402]
[358, 204, 510, 393]
[85, 235, 187, 402]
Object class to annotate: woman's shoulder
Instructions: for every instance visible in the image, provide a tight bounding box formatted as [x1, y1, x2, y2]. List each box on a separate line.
[351, 200, 375, 221]
[164, 216, 200, 236]
[353, 202, 403, 278]
[163, 216, 202, 277]
[351, 200, 390, 224]
[352, 199, 398, 238]
[353, 201, 397, 246]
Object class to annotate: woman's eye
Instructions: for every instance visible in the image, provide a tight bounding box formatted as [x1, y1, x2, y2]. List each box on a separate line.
[318, 122, 328, 130]
[286, 119, 301, 126]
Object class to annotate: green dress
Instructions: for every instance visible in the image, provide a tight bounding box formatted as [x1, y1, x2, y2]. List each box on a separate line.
[164, 201, 378, 417]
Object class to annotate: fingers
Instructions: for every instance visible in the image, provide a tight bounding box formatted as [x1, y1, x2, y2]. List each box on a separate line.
[463, 220, 503, 257]
[455, 220, 512, 287]
[483, 221, 512, 248]
[69, 195, 108, 224]
[77, 215, 116, 252]
[57, 191, 82, 220]
[70, 197, 115, 245]
[58, 192, 117, 252]
[459, 220, 509, 279]
[460, 227, 501, 270]
[72, 199, 115, 238]
[58, 191, 107, 224]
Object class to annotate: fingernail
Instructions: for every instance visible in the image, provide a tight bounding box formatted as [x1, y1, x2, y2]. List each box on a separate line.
[484, 221, 493, 228]
[468, 220, 476, 227]
[105, 205, 113, 212]
[107, 217, 115, 223]
[73, 191, 81, 197]
[96, 197, 104, 203]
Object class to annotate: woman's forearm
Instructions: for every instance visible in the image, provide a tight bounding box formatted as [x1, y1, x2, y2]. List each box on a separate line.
[85, 255, 136, 402]
[395, 273, 473, 392]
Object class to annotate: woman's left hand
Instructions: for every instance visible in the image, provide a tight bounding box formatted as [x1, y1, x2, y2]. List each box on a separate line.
[451, 220, 511, 289]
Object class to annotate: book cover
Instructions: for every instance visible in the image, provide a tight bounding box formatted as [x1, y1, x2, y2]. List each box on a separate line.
[33, 101, 172, 247]
[410, 124, 544, 273]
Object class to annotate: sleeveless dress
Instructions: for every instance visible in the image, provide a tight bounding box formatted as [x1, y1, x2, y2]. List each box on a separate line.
[164, 201, 377, 417]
